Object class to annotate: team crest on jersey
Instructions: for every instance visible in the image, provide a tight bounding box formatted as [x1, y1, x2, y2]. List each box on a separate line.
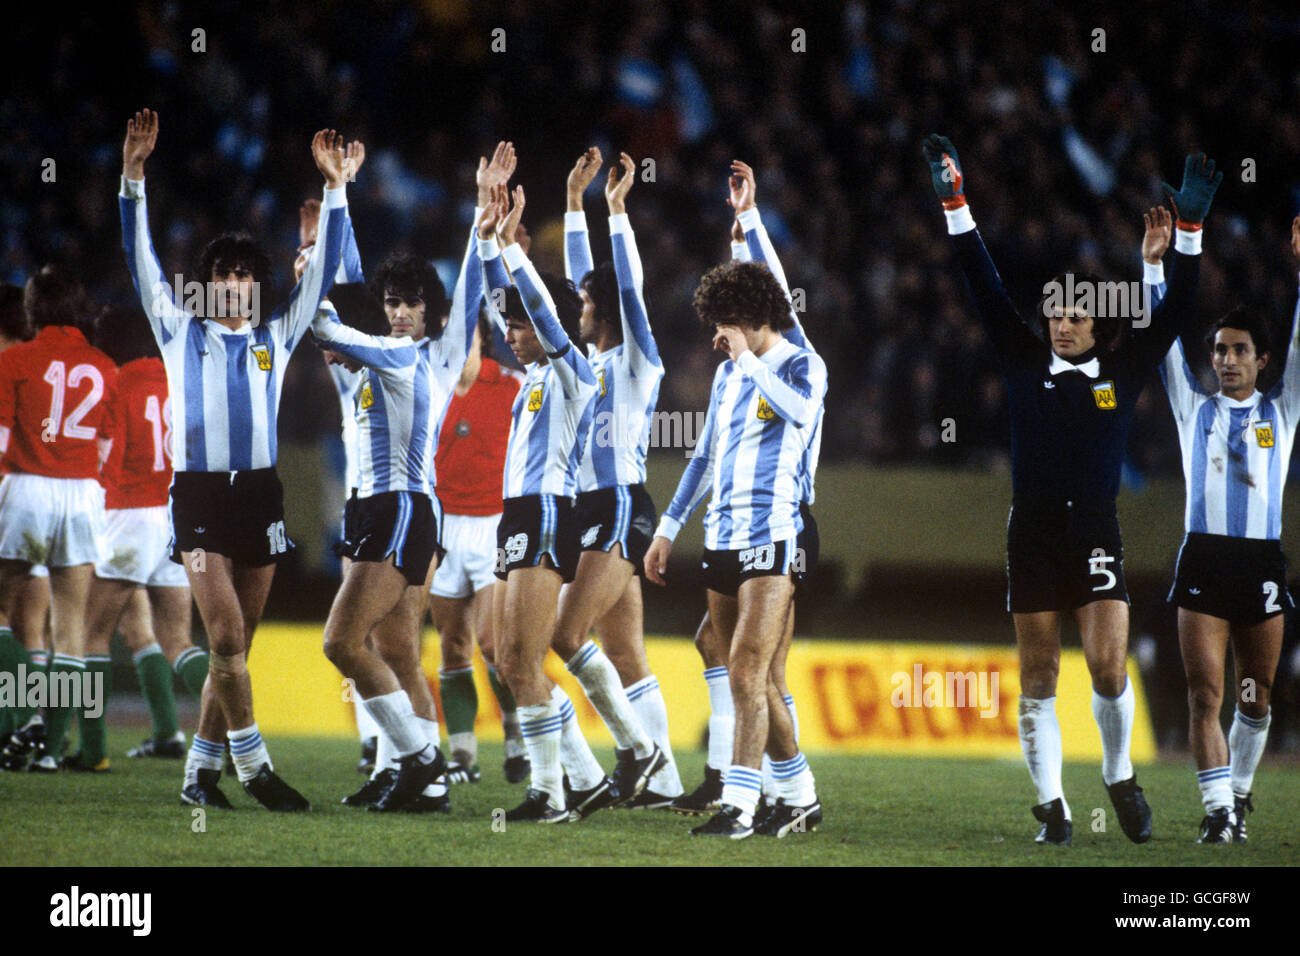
[597, 369, 607, 397]
[1091, 381, 1117, 410]
[359, 373, 374, 410]
[1255, 421, 1275, 448]
[527, 386, 544, 412]
[250, 344, 272, 372]
[455, 419, 470, 437]
[756, 396, 775, 421]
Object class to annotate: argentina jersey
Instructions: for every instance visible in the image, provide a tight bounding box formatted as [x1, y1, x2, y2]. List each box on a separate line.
[120, 177, 347, 473]
[480, 236, 597, 499]
[734, 205, 822, 505]
[660, 338, 826, 550]
[314, 220, 482, 499]
[328, 364, 362, 493]
[1153, 268, 1300, 539]
[564, 212, 664, 491]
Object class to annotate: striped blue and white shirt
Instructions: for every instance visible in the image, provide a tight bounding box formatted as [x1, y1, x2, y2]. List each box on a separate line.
[326, 223, 367, 495]
[732, 206, 822, 506]
[1153, 264, 1300, 539]
[480, 237, 597, 499]
[120, 177, 346, 473]
[563, 211, 664, 491]
[313, 221, 482, 499]
[656, 336, 826, 550]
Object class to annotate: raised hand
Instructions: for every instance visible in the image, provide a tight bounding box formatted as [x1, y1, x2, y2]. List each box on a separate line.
[343, 140, 366, 184]
[731, 218, 745, 244]
[1160, 153, 1223, 228]
[567, 146, 603, 211]
[123, 109, 159, 180]
[1142, 205, 1171, 264]
[728, 159, 756, 213]
[499, 184, 526, 248]
[921, 134, 965, 209]
[477, 141, 516, 208]
[298, 198, 322, 250]
[1291, 215, 1300, 261]
[312, 130, 347, 189]
[604, 151, 636, 215]
[477, 183, 506, 240]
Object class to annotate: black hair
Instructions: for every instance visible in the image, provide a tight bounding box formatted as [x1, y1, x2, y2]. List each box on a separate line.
[580, 261, 621, 332]
[1207, 305, 1271, 357]
[0, 283, 30, 341]
[502, 272, 582, 343]
[371, 253, 447, 335]
[197, 233, 273, 299]
[692, 260, 795, 332]
[24, 266, 86, 330]
[1036, 272, 1121, 349]
[476, 311, 494, 359]
[94, 305, 160, 365]
[310, 283, 391, 350]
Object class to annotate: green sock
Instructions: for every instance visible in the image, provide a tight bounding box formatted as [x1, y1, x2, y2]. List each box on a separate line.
[79, 655, 112, 763]
[133, 644, 179, 739]
[487, 664, 517, 713]
[174, 647, 209, 699]
[7, 638, 38, 726]
[43, 655, 85, 757]
[0, 627, 20, 734]
[439, 666, 478, 738]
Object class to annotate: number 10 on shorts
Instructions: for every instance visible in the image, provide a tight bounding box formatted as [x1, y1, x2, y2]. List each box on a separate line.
[266, 520, 288, 555]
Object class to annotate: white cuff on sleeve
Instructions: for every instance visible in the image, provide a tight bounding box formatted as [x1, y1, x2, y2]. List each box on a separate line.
[564, 211, 588, 232]
[737, 207, 762, 232]
[944, 205, 976, 235]
[1142, 261, 1165, 285]
[731, 240, 750, 261]
[477, 236, 501, 261]
[120, 176, 145, 199]
[736, 350, 762, 375]
[501, 242, 528, 272]
[1174, 228, 1202, 256]
[322, 184, 347, 209]
[608, 212, 631, 235]
[655, 516, 682, 543]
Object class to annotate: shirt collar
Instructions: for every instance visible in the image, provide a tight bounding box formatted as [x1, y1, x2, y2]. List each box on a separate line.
[1048, 352, 1100, 378]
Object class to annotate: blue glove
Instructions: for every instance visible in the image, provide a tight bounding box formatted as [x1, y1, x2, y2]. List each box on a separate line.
[922, 134, 966, 209]
[1161, 153, 1223, 228]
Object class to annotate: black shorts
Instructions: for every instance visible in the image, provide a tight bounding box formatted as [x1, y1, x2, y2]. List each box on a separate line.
[1006, 500, 1128, 613]
[338, 491, 441, 587]
[495, 494, 579, 583]
[702, 537, 799, 597]
[573, 484, 657, 575]
[1170, 532, 1292, 625]
[170, 468, 292, 568]
[793, 502, 819, 599]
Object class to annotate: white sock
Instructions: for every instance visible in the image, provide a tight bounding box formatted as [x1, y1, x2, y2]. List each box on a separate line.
[567, 641, 652, 757]
[762, 755, 776, 799]
[502, 711, 525, 759]
[721, 764, 762, 822]
[1228, 708, 1270, 796]
[132, 642, 164, 666]
[355, 697, 380, 741]
[551, 685, 604, 792]
[626, 675, 683, 796]
[361, 690, 426, 758]
[1019, 695, 1067, 812]
[1092, 678, 1135, 786]
[227, 724, 271, 782]
[184, 735, 225, 787]
[784, 693, 799, 744]
[415, 716, 446, 797]
[371, 729, 399, 779]
[518, 700, 564, 810]
[771, 752, 817, 806]
[1197, 766, 1234, 812]
[449, 732, 477, 763]
[704, 666, 734, 774]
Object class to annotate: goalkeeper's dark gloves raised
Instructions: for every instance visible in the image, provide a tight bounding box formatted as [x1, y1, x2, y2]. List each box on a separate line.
[1161, 153, 1223, 231]
[922, 134, 966, 210]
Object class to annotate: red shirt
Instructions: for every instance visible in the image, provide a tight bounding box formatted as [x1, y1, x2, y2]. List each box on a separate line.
[0, 326, 118, 480]
[435, 357, 521, 516]
[101, 357, 172, 509]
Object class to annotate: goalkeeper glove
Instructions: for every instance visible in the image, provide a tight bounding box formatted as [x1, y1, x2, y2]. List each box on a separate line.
[923, 134, 966, 209]
[1160, 153, 1223, 230]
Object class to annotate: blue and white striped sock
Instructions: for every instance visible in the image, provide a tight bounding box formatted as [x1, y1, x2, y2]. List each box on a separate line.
[704, 667, 733, 775]
[783, 693, 799, 744]
[1196, 766, 1233, 813]
[1228, 708, 1270, 797]
[518, 700, 564, 809]
[552, 685, 604, 792]
[626, 675, 683, 796]
[185, 734, 225, 786]
[771, 751, 817, 806]
[227, 724, 272, 782]
[567, 640, 652, 757]
[721, 765, 763, 821]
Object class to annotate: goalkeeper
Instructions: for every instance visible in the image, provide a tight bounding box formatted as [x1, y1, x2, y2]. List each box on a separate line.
[923, 134, 1220, 846]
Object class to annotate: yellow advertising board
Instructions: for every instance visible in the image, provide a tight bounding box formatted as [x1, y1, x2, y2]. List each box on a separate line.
[248, 626, 1154, 762]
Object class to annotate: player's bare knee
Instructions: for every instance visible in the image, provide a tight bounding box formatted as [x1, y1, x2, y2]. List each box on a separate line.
[1187, 684, 1223, 718]
[207, 650, 243, 681]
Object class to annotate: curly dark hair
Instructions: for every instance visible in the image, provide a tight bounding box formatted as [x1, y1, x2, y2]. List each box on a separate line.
[580, 261, 621, 332]
[1208, 305, 1271, 357]
[24, 266, 86, 330]
[196, 233, 273, 300]
[1036, 272, 1121, 349]
[692, 260, 793, 332]
[371, 253, 447, 333]
[94, 305, 160, 365]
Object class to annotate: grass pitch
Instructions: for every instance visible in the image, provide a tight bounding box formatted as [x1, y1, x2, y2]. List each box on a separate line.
[2, 731, 1298, 866]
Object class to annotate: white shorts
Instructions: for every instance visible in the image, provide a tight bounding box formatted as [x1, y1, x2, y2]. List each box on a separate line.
[0, 473, 106, 568]
[430, 512, 500, 599]
[95, 505, 189, 588]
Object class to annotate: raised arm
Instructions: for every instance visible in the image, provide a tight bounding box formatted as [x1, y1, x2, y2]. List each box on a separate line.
[440, 209, 485, 373]
[1267, 215, 1300, 406]
[606, 151, 660, 372]
[473, 143, 517, 342]
[310, 302, 419, 370]
[477, 187, 512, 335]
[729, 160, 810, 352]
[119, 109, 190, 345]
[1145, 205, 1205, 422]
[564, 147, 601, 283]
